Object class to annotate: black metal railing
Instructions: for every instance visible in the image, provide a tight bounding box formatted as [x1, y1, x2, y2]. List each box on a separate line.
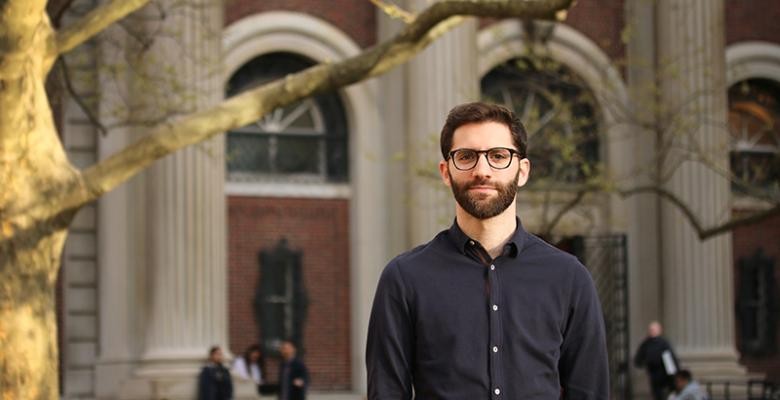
[702, 379, 779, 400]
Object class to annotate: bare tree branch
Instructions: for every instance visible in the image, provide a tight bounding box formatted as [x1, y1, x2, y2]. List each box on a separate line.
[618, 185, 780, 240]
[371, 0, 416, 23]
[73, 0, 573, 208]
[56, 0, 150, 55]
[540, 189, 587, 237]
[56, 58, 108, 136]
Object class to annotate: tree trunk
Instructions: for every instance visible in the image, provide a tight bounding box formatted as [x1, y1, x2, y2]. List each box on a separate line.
[0, 229, 67, 399]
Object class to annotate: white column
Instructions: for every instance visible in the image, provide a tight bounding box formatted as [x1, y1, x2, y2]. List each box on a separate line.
[406, 0, 478, 245]
[624, 0, 664, 395]
[115, 0, 244, 398]
[657, 0, 746, 378]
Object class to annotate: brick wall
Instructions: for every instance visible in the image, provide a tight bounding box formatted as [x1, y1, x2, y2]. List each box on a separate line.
[732, 212, 780, 382]
[224, 0, 376, 49]
[726, 0, 780, 46]
[565, 0, 625, 62]
[228, 196, 352, 390]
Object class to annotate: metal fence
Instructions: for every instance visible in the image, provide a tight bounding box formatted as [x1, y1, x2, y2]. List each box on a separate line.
[702, 379, 779, 400]
[570, 234, 632, 400]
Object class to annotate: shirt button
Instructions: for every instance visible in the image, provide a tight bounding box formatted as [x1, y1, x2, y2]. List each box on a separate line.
[492, 346, 498, 353]
[492, 304, 498, 311]
[469, 240, 475, 245]
[490, 265, 496, 271]
[494, 388, 501, 395]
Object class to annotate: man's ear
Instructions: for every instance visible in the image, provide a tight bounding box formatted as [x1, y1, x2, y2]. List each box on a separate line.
[516, 158, 531, 187]
[439, 159, 452, 187]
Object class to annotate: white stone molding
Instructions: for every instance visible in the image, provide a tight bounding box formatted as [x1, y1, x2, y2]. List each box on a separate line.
[222, 12, 384, 395]
[726, 41, 780, 84]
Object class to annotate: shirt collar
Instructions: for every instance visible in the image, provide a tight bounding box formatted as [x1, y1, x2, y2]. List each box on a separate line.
[447, 217, 526, 258]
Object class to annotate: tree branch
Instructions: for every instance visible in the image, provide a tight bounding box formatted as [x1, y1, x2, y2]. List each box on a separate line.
[540, 189, 587, 237]
[56, 58, 108, 136]
[56, 0, 150, 55]
[618, 186, 780, 240]
[74, 0, 572, 207]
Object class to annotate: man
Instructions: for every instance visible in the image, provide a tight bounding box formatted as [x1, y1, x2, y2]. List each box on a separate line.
[672, 370, 708, 400]
[366, 102, 609, 399]
[278, 340, 309, 400]
[634, 321, 679, 400]
[198, 346, 233, 400]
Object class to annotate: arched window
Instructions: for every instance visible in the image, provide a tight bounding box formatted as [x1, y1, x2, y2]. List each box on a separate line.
[728, 78, 780, 196]
[481, 57, 601, 185]
[226, 52, 349, 183]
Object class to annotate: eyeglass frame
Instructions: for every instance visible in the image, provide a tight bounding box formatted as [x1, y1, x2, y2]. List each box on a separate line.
[446, 147, 524, 171]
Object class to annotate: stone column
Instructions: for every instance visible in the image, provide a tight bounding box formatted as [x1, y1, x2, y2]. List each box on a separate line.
[624, 0, 664, 395]
[115, 0, 245, 398]
[657, 0, 746, 378]
[406, 0, 479, 245]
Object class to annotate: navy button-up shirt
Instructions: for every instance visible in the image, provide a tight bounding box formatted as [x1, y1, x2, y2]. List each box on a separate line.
[366, 219, 609, 399]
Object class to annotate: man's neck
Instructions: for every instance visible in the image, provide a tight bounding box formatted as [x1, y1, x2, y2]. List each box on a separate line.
[455, 205, 517, 259]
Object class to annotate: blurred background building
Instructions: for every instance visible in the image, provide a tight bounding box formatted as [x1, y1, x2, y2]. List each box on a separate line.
[52, 0, 779, 398]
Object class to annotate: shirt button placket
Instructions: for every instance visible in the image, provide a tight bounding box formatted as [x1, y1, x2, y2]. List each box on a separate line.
[489, 263, 500, 398]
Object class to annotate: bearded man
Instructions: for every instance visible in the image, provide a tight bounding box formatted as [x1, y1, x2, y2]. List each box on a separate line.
[366, 102, 609, 399]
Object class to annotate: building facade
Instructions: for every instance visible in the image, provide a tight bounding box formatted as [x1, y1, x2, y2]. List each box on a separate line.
[54, 0, 780, 398]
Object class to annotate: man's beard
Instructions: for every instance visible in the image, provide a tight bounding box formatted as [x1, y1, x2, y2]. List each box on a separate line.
[449, 170, 520, 219]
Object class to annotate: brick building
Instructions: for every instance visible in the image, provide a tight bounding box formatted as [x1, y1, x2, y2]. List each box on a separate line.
[54, 0, 779, 398]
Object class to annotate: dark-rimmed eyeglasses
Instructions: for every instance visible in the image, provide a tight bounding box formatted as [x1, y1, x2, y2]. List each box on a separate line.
[447, 147, 522, 171]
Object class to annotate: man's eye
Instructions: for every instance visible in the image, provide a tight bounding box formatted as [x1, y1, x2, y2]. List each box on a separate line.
[456, 152, 476, 161]
[489, 152, 509, 160]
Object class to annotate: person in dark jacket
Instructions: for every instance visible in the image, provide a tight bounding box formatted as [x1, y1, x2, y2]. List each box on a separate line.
[634, 321, 679, 400]
[278, 340, 309, 400]
[198, 346, 233, 400]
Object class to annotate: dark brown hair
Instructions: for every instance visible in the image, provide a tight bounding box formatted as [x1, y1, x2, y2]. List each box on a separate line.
[439, 102, 528, 159]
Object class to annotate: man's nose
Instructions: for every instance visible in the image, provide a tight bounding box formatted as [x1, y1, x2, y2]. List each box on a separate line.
[471, 154, 492, 177]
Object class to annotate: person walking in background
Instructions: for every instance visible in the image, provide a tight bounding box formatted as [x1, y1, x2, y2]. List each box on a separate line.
[366, 102, 609, 399]
[279, 340, 309, 400]
[634, 321, 679, 400]
[672, 370, 708, 400]
[198, 346, 233, 400]
[233, 344, 264, 393]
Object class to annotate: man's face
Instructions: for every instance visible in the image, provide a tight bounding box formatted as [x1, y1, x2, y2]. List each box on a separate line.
[211, 348, 224, 364]
[439, 121, 530, 220]
[280, 342, 296, 360]
[674, 376, 687, 391]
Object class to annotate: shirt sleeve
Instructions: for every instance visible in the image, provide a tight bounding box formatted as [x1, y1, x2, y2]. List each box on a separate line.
[559, 265, 609, 400]
[366, 261, 414, 400]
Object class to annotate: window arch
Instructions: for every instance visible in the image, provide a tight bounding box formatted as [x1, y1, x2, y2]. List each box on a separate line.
[225, 52, 348, 183]
[728, 78, 780, 196]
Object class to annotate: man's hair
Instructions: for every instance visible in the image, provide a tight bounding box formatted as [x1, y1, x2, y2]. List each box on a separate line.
[440, 102, 528, 159]
[209, 345, 221, 357]
[675, 370, 692, 381]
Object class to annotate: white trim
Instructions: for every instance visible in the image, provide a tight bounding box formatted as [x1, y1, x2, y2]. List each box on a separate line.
[223, 11, 361, 81]
[225, 182, 351, 199]
[222, 12, 384, 396]
[478, 22, 628, 106]
[726, 41, 780, 85]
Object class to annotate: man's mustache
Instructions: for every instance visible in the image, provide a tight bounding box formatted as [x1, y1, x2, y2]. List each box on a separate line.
[464, 178, 497, 189]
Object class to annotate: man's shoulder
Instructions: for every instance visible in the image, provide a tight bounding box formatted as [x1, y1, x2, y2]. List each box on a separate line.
[521, 233, 588, 274]
[387, 231, 451, 267]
